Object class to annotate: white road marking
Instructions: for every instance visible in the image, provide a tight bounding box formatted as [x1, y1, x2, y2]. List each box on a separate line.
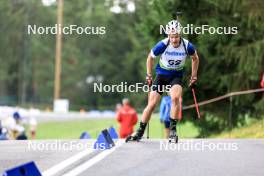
[62, 140, 125, 176]
[42, 146, 95, 176]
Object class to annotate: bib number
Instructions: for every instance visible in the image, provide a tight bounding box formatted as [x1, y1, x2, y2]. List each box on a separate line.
[168, 60, 181, 66]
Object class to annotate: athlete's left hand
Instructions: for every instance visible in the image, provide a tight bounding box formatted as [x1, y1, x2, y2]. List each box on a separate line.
[189, 76, 197, 88]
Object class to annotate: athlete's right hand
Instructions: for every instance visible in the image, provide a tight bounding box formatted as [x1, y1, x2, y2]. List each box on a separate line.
[145, 74, 153, 86]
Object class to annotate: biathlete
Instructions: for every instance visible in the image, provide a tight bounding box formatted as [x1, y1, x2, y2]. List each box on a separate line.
[126, 20, 199, 143]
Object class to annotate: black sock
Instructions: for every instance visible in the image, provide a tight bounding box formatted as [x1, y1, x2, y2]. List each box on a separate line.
[169, 118, 178, 131]
[139, 121, 147, 130]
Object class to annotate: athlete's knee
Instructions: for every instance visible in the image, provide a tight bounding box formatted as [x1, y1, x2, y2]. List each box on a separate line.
[147, 98, 158, 111]
[146, 92, 160, 111]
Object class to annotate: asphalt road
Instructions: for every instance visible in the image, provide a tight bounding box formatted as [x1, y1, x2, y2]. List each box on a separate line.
[1, 139, 264, 176]
[0, 140, 96, 175]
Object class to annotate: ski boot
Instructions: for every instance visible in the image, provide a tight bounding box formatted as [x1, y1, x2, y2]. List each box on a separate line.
[168, 128, 178, 143]
[126, 122, 146, 142]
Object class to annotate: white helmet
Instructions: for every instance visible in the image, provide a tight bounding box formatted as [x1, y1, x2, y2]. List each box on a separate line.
[166, 20, 182, 34]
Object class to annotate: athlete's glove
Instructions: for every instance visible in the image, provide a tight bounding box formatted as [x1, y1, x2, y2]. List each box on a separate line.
[145, 74, 153, 86]
[189, 76, 197, 88]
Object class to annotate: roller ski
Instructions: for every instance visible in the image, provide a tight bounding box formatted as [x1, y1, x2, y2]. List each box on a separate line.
[168, 129, 178, 143]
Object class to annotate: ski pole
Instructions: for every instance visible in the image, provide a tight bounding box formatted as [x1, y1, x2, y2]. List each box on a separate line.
[146, 85, 151, 139]
[147, 122, 149, 139]
[191, 88, 201, 119]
